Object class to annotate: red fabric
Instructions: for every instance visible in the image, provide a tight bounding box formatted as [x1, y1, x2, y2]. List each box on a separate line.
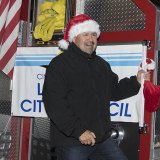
[144, 81, 160, 112]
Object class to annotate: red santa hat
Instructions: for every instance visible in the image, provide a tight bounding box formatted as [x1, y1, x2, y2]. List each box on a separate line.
[58, 14, 100, 50]
[139, 58, 155, 71]
[142, 58, 160, 112]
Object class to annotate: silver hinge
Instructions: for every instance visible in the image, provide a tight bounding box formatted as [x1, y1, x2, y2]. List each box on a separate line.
[139, 123, 148, 134]
[142, 40, 151, 50]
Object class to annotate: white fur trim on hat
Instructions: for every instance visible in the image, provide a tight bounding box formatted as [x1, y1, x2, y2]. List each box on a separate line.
[139, 58, 156, 71]
[146, 59, 156, 70]
[58, 39, 69, 50]
[68, 20, 100, 42]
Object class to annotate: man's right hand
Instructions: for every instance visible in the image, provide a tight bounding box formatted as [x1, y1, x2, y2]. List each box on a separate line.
[79, 130, 96, 146]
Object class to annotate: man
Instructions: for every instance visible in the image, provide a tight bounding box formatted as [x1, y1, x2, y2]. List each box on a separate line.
[42, 14, 149, 160]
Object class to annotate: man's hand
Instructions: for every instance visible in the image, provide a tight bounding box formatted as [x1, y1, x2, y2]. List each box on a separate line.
[79, 130, 96, 146]
[137, 70, 150, 84]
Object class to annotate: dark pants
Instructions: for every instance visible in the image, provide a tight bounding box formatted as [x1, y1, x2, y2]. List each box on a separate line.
[55, 137, 128, 160]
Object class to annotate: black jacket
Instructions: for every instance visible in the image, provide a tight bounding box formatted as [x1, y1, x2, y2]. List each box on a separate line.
[42, 43, 140, 146]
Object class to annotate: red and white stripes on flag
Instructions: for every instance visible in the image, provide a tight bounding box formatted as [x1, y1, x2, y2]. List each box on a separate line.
[0, 0, 22, 78]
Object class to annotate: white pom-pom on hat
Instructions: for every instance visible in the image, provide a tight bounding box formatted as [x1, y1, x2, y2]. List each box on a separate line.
[58, 14, 100, 50]
[58, 39, 69, 50]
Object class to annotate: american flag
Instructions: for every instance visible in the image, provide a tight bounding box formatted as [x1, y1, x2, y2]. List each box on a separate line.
[0, 0, 22, 79]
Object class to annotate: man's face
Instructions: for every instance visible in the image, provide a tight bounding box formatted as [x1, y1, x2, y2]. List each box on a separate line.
[72, 32, 97, 54]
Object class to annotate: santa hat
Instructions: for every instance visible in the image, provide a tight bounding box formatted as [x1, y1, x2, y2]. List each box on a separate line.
[139, 58, 156, 71]
[58, 14, 100, 50]
[142, 58, 160, 112]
